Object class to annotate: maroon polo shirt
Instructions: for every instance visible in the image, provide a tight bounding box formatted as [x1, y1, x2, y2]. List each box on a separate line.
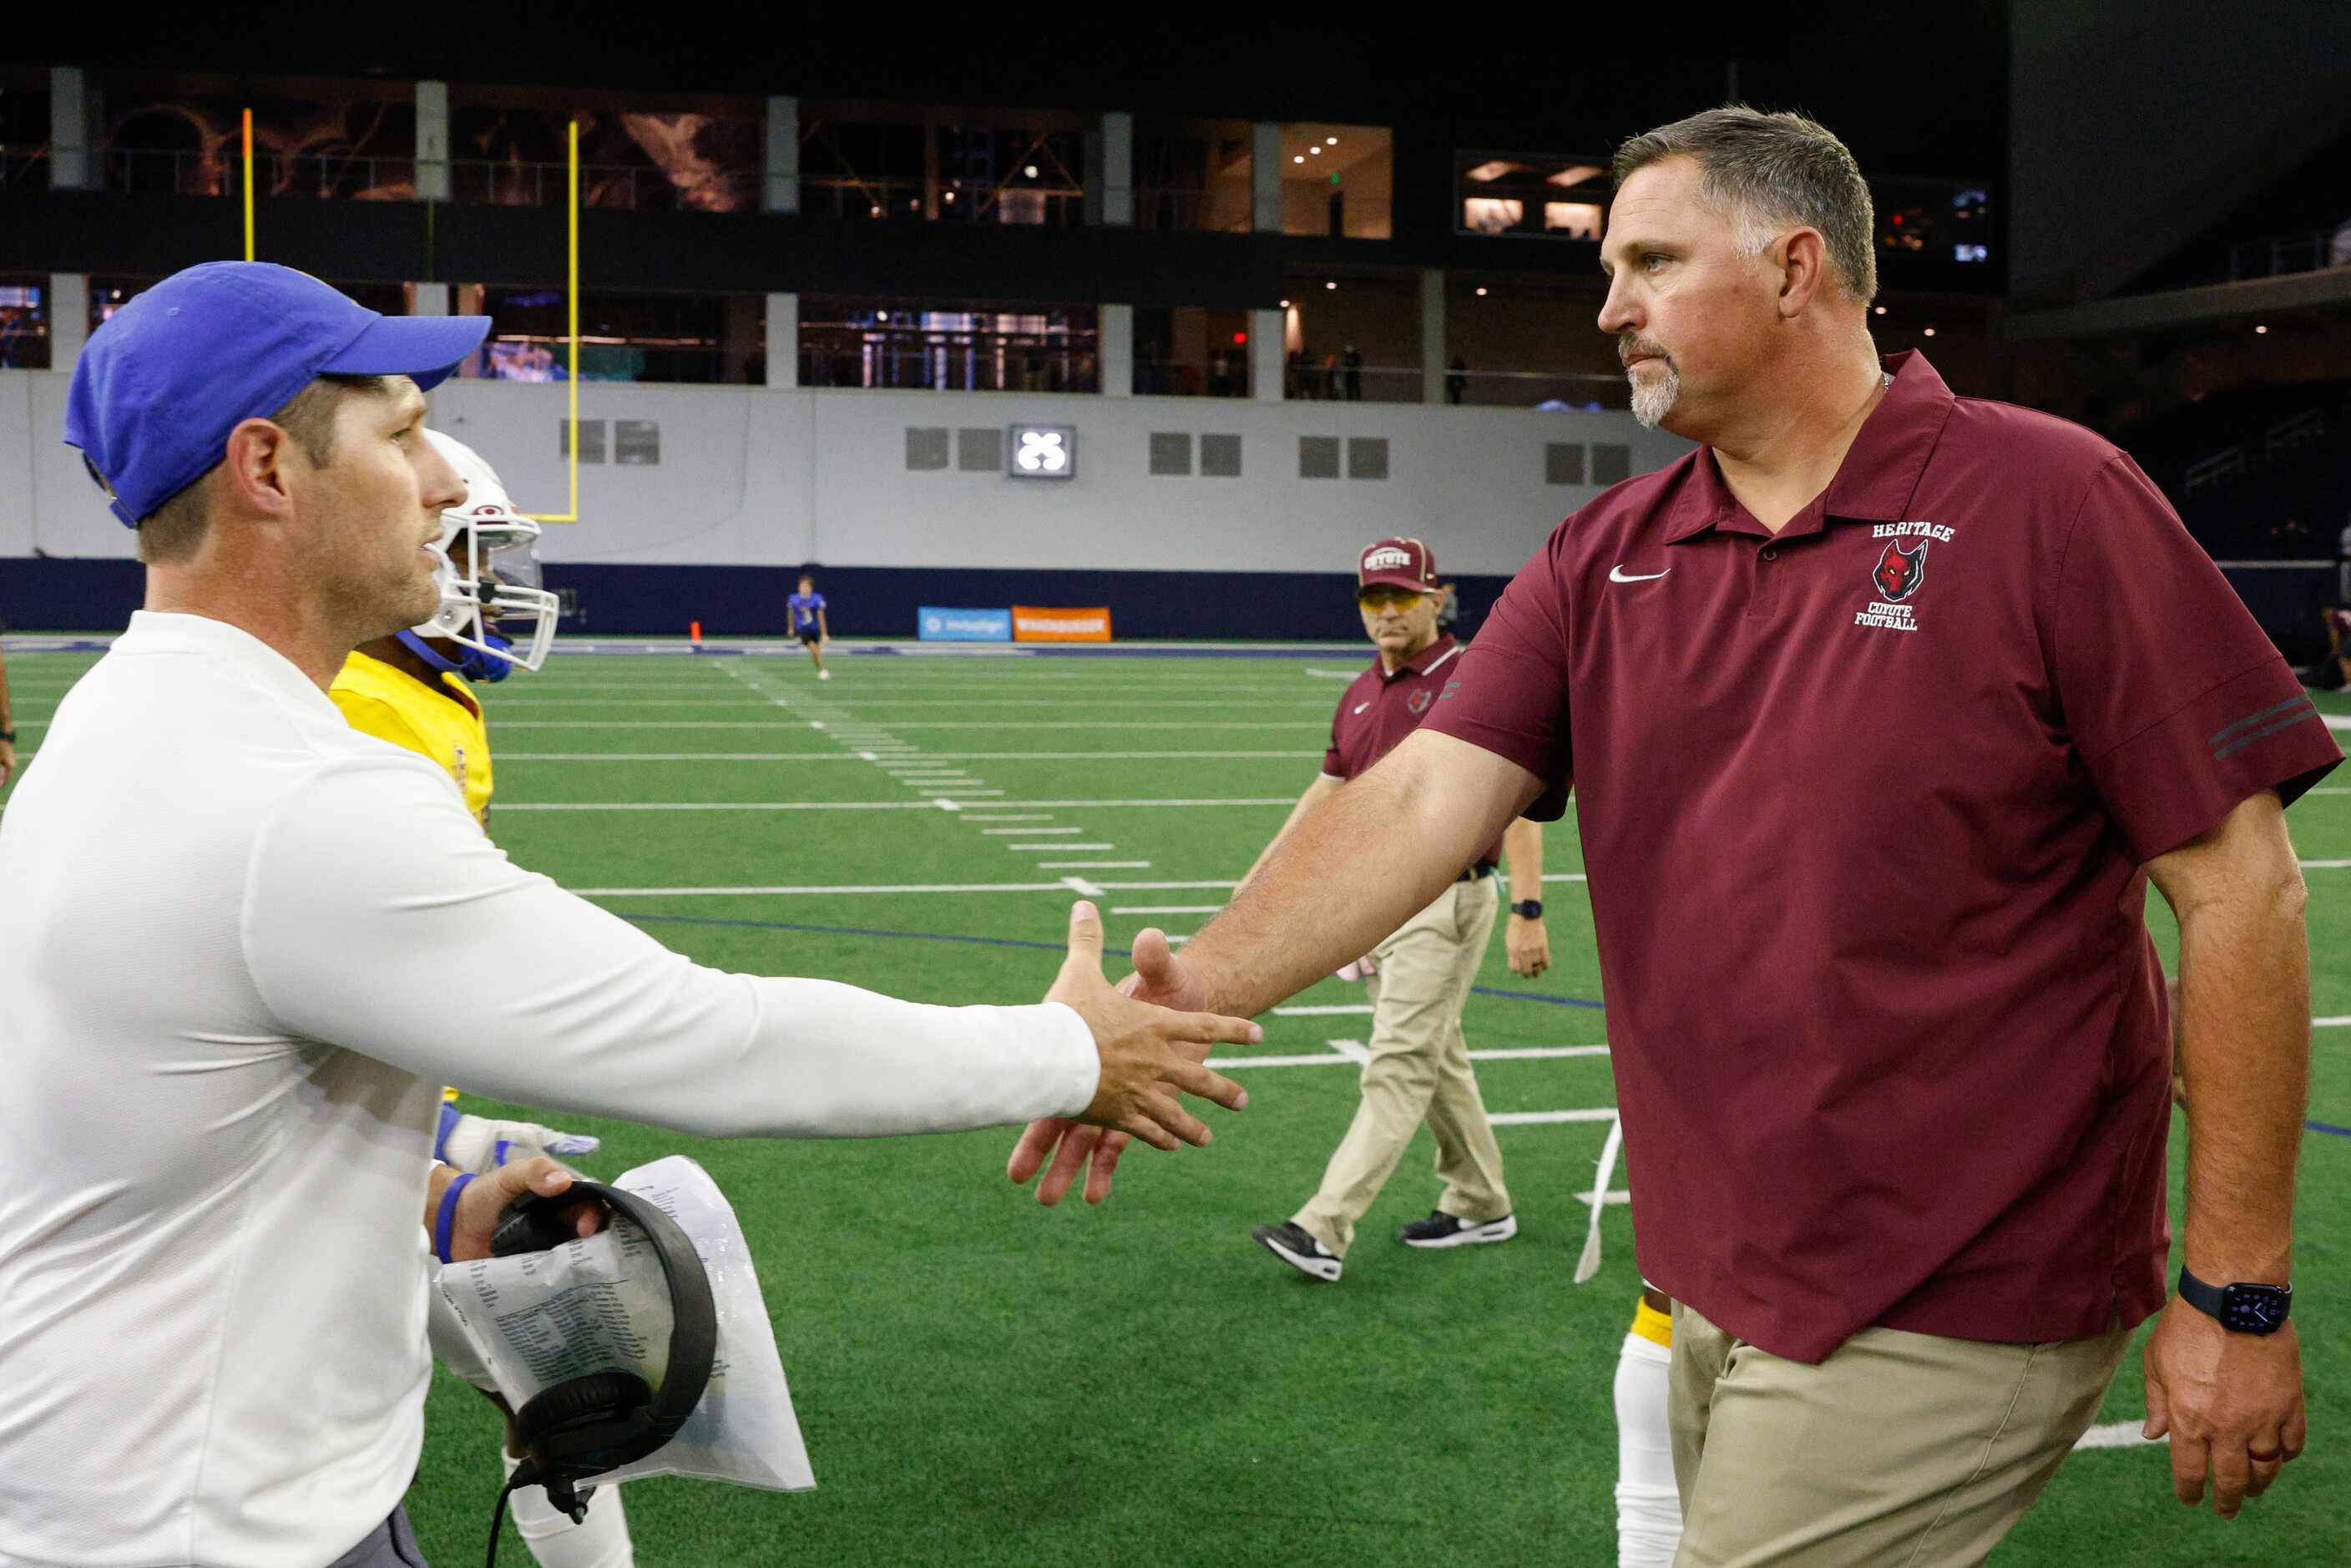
[1425, 352, 2339, 1363]
[1326, 634, 1502, 868]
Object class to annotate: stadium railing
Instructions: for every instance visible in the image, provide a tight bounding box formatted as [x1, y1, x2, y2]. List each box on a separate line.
[2228, 228, 2351, 282]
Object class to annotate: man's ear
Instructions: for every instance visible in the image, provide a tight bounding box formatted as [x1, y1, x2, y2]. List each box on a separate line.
[1776, 227, 1832, 320]
[217, 417, 301, 520]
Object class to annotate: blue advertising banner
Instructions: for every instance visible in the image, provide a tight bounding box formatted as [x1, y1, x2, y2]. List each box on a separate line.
[917, 606, 1014, 642]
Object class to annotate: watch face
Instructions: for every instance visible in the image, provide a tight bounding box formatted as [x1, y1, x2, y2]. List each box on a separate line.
[2221, 1285, 2290, 1334]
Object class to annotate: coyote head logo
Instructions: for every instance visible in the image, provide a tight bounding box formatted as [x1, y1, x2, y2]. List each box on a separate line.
[1873, 539, 1929, 603]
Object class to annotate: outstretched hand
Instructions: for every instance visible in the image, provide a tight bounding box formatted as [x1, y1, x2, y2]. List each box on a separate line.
[1014, 923, 1229, 1203]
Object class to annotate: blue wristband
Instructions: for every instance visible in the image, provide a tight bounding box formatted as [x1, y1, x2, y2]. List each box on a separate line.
[433, 1171, 476, 1266]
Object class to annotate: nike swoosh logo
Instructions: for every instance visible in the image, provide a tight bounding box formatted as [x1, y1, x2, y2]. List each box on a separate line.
[1610, 565, 1671, 583]
[1352, 701, 1372, 715]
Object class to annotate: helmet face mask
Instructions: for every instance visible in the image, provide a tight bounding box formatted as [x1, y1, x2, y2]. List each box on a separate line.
[419, 509, 559, 674]
[413, 428, 559, 675]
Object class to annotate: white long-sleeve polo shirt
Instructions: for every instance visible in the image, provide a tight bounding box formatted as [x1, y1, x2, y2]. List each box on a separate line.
[0, 611, 1097, 1568]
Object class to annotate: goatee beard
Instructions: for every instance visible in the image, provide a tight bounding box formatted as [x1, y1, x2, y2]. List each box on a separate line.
[1629, 362, 1681, 430]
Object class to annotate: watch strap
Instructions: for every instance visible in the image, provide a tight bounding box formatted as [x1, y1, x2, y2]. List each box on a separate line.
[1510, 899, 1544, 919]
[2176, 1265, 2227, 1321]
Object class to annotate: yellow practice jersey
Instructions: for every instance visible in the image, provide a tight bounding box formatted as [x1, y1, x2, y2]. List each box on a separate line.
[328, 649, 493, 827]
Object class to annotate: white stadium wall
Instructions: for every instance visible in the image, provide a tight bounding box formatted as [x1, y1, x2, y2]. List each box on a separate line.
[0, 372, 1685, 577]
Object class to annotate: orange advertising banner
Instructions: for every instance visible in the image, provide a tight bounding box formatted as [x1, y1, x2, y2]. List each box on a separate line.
[1012, 606, 1113, 643]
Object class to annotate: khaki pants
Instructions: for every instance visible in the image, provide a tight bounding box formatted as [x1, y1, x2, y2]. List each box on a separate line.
[1668, 1299, 2130, 1566]
[1293, 874, 1510, 1256]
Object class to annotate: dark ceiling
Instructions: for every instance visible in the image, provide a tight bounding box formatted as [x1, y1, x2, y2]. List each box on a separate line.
[4, 4, 2010, 180]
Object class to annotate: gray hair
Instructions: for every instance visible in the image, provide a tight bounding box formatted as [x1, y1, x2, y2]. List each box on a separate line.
[1611, 105, 1877, 304]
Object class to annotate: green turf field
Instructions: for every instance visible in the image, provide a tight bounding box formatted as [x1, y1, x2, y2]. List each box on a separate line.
[3, 645, 2345, 1565]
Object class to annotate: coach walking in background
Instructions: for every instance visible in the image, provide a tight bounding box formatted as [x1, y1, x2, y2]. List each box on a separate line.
[1241, 538, 1547, 1283]
[0, 263, 1256, 1568]
[1015, 107, 2335, 1562]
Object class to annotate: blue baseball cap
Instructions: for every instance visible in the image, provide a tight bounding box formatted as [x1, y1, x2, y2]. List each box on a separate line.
[63, 262, 491, 529]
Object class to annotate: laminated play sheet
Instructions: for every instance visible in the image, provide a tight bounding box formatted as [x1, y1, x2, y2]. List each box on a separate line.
[433, 1154, 815, 1492]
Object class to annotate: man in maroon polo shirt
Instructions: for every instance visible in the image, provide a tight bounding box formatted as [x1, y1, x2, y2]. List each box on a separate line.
[1242, 538, 1550, 1283]
[1013, 106, 2333, 1561]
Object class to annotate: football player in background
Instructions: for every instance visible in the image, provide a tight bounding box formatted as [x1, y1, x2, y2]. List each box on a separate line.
[1612, 1282, 1681, 1565]
[787, 571, 831, 679]
[327, 428, 634, 1568]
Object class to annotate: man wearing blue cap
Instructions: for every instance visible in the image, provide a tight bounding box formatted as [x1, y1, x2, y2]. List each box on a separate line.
[0, 264, 1259, 1567]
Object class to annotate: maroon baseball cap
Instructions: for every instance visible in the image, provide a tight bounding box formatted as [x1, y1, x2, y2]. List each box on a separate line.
[1358, 537, 1437, 593]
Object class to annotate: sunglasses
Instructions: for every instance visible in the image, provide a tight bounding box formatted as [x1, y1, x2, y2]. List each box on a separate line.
[1357, 587, 1428, 609]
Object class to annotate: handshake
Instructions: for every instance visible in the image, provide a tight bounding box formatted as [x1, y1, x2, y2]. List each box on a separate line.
[1010, 903, 1252, 1206]
[437, 901, 1261, 1204]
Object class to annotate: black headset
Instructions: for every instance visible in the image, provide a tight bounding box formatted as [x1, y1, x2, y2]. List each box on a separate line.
[478, 1181, 719, 1566]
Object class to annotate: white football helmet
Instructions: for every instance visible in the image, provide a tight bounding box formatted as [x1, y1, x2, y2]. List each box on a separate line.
[415, 428, 560, 675]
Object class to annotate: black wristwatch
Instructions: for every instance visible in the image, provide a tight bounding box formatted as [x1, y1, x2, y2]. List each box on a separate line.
[1510, 899, 1544, 920]
[0, 728, 13, 744]
[2178, 1267, 2292, 1335]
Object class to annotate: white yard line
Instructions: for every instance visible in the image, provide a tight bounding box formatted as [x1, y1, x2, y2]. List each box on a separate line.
[2073, 1422, 2161, 1451]
[1040, 860, 1152, 869]
[579, 880, 1093, 896]
[497, 798, 1289, 812]
[875, 721, 1327, 731]
[505, 801, 967, 812]
[1059, 875, 1107, 897]
[696, 697, 1334, 710]
[514, 751, 856, 766]
[482, 699, 777, 707]
[493, 750, 1321, 761]
[716, 680, 1331, 694]
[983, 827, 1085, 835]
[965, 813, 1054, 822]
[1009, 842, 1115, 852]
[468, 682, 744, 693]
[493, 721, 1327, 731]
[1491, 1109, 1621, 1125]
[579, 877, 1231, 896]
[1192, 1044, 1610, 1067]
[1472, 1045, 1610, 1060]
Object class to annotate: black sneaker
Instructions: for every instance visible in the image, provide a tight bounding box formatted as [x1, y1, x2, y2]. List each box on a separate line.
[1397, 1211, 1519, 1248]
[1253, 1222, 1342, 1282]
